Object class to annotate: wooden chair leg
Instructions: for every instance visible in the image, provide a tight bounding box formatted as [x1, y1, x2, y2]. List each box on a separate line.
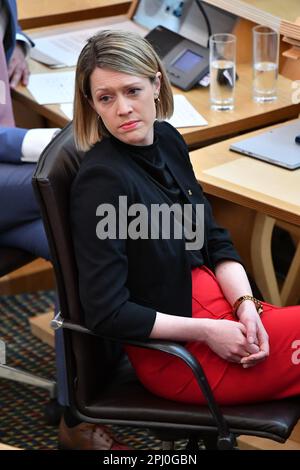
[281, 240, 300, 305]
[251, 213, 281, 305]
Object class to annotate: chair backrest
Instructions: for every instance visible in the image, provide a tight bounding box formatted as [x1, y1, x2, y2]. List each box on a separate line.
[33, 123, 83, 323]
[32, 124, 122, 406]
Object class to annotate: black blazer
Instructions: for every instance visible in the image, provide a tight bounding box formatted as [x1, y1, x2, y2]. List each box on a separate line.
[70, 122, 242, 339]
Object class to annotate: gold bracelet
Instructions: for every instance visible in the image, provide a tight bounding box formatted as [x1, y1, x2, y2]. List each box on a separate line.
[233, 295, 263, 317]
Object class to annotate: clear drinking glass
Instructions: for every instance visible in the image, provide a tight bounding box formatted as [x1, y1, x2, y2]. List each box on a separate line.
[253, 25, 279, 102]
[209, 33, 236, 111]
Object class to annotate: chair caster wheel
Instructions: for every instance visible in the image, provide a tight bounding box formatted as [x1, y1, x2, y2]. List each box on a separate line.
[44, 399, 63, 425]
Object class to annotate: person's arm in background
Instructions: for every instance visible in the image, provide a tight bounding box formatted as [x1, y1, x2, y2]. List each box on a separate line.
[2, 20, 60, 163]
[8, 20, 33, 88]
[0, 127, 60, 163]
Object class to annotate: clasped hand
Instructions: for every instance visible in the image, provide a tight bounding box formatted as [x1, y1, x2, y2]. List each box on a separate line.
[206, 302, 269, 368]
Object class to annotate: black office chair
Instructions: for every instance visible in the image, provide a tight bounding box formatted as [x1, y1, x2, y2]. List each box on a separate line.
[32, 122, 300, 450]
[0, 247, 60, 423]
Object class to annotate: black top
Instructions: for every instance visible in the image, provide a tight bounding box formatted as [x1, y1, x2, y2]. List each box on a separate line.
[70, 121, 242, 340]
[111, 130, 204, 268]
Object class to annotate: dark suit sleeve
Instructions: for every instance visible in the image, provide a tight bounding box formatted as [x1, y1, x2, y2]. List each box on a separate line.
[70, 164, 157, 340]
[15, 26, 35, 48]
[14, 0, 34, 45]
[0, 127, 27, 163]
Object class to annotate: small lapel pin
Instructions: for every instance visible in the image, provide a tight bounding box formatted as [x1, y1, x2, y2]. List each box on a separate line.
[188, 189, 193, 196]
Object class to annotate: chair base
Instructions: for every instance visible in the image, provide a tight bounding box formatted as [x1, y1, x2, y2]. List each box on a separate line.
[0, 364, 56, 398]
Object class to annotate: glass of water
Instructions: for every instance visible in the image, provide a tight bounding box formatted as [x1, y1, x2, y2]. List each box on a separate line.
[209, 33, 236, 111]
[253, 25, 279, 102]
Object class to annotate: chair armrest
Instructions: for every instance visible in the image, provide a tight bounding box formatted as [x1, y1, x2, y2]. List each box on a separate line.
[53, 315, 232, 441]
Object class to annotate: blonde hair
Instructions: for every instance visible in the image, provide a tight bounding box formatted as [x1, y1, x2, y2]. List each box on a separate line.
[74, 29, 174, 151]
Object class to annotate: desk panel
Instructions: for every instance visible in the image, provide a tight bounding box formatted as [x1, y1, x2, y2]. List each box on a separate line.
[190, 119, 300, 305]
[189, 121, 300, 226]
[12, 54, 300, 148]
[17, 0, 131, 29]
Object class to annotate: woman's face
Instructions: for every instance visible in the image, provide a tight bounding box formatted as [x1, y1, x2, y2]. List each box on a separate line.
[89, 68, 161, 146]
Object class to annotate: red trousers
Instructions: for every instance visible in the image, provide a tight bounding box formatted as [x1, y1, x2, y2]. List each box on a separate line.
[126, 266, 300, 405]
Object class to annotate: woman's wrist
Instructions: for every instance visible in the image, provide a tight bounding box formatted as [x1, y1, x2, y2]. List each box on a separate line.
[233, 296, 263, 318]
[236, 299, 257, 317]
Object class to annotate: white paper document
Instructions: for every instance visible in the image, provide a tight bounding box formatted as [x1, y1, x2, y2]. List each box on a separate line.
[27, 71, 75, 104]
[30, 20, 146, 68]
[60, 103, 73, 120]
[167, 95, 207, 127]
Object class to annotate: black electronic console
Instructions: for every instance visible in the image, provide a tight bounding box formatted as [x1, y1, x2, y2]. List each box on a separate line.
[145, 25, 209, 91]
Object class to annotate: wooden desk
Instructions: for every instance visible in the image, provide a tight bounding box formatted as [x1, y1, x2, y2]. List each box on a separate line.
[189, 119, 300, 305]
[17, 0, 131, 29]
[203, 0, 300, 80]
[0, 443, 22, 450]
[179, 64, 299, 147]
[12, 48, 300, 148]
[203, 0, 300, 39]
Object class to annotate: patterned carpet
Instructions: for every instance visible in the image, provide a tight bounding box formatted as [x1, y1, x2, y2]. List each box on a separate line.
[0, 290, 186, 450]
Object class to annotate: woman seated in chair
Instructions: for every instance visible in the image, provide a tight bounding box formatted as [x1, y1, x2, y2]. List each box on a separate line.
[70, 30, 300, 406]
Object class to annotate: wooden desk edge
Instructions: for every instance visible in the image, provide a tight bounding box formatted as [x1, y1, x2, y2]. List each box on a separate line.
[190, 118, 300, 226]
[18, 1, 131, 29]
